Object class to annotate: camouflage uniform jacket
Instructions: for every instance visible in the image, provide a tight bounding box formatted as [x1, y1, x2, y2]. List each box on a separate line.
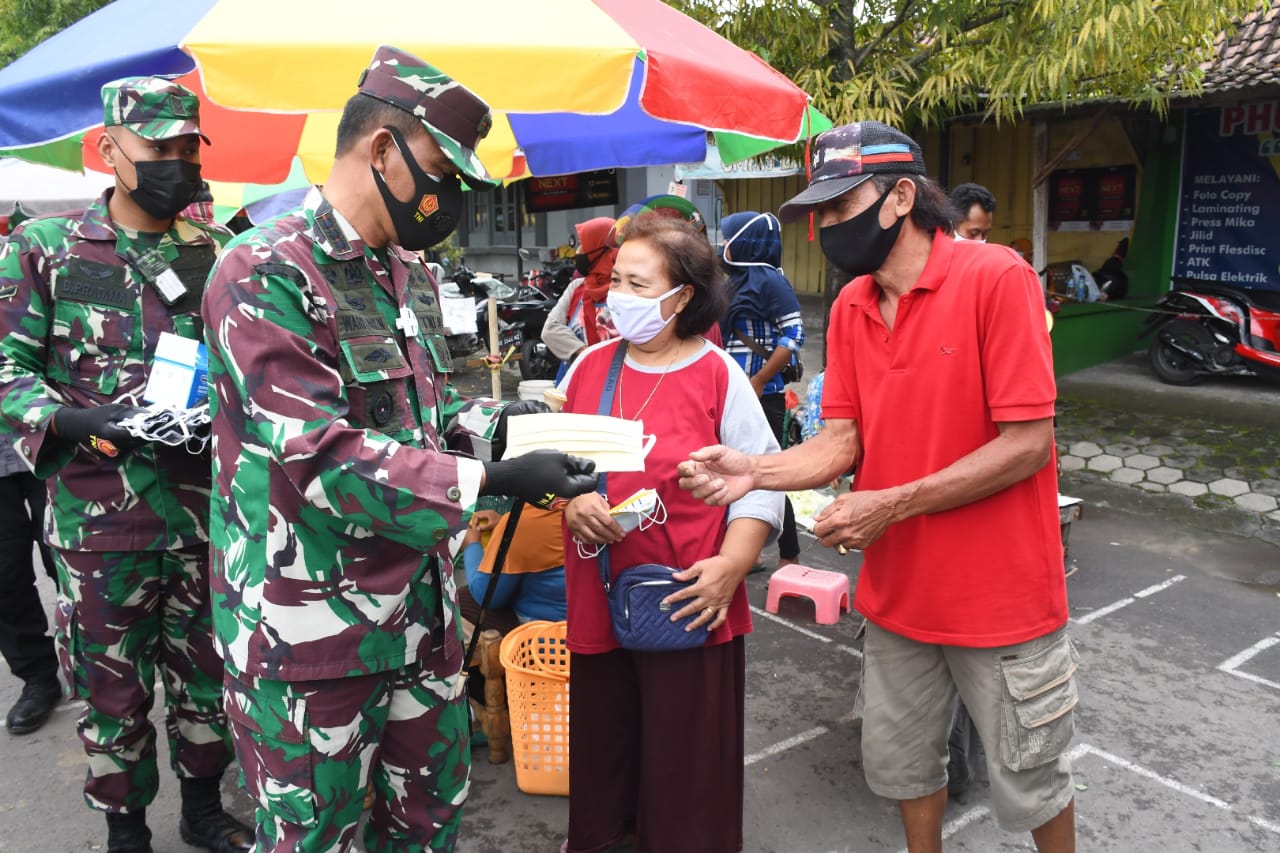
[204, 189, 502, 682]
[0, 190, 228, 551]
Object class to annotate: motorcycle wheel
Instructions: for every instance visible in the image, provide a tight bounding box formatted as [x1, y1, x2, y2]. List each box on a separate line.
[519, 339, 561, 381]
[1148, 320, 1212, 386]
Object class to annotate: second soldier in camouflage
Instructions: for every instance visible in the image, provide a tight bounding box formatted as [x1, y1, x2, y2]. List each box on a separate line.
[0, 77, 251, 853]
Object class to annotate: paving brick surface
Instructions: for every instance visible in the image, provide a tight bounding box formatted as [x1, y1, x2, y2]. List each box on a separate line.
[1209, 478, 1250, 497]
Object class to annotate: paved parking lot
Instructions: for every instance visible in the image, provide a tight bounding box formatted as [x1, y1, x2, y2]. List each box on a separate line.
[454, 500, 1280, 853]
[2, 345, 1277, 852]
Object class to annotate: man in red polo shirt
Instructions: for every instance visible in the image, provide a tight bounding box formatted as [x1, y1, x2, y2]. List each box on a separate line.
[678, 122, 1077, 852]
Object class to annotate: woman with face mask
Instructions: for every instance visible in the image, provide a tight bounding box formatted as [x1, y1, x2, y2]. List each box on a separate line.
[540, 217, 619, 374]
[719, 211, 806, 570]
[556, 217, 783, 853]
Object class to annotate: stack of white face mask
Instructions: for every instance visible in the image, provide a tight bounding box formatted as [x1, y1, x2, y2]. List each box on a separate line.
[503, 413, 655, 472]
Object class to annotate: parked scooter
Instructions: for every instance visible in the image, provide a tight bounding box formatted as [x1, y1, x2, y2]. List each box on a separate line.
[1139, 278, 1280, 385]
[438, 265, 513, 358]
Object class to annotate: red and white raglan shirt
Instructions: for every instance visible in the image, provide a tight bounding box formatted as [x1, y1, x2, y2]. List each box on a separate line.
[559, 337, 784, 654]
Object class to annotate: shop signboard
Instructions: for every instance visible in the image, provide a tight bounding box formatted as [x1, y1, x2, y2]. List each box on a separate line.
[1173, 103, 1280, 291]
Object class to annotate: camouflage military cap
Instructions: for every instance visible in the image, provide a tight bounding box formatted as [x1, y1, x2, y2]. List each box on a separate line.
[357, 46, 497, 188]
[101, 76, 211, 144]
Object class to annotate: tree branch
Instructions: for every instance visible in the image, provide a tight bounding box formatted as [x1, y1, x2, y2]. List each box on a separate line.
[853, 0, 918, 68]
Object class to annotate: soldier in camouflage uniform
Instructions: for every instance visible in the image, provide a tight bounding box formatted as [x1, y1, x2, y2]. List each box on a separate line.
[203, 46, 596, 853]
[0, 78, 252, 853]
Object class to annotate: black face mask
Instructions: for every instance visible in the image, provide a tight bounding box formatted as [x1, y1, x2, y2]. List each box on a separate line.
[574, 246, 605, 276]
[114, 145, 203, 220]
[371, 126, 464, 251]
[819, 186, 905, 278]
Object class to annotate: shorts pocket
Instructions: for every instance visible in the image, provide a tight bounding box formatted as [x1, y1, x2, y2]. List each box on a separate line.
[998, 634, 1079, 772]
[852, 640, 869, 719]
[53, 599, 88, 700]
[224, 677, 317, 829]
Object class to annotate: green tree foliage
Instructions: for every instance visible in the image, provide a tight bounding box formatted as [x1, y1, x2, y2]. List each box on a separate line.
[0, 0, 111, 67]
[671, 0, 1269, 127]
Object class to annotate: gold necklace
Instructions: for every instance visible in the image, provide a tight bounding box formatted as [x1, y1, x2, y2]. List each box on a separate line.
[618, 341, 684, 420]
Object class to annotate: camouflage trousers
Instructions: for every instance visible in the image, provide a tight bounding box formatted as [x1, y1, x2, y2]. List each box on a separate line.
[52, 545, 233, 812]
[224, 662, 470, 853]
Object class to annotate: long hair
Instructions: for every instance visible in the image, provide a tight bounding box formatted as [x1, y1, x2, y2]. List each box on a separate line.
[873, 173, 955, 235]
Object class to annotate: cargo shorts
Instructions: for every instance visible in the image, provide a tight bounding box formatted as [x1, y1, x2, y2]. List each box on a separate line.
[855, 621, 1079, 832]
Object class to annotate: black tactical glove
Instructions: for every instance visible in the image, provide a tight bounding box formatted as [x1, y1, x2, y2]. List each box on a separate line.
[482, 449, 598, 509]
[493, 399, 551, 459]
[50, 404, 149, 457]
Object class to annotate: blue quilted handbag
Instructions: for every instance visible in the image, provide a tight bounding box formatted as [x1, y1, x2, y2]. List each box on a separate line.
[591, 343, 709, 652]
[606, 563, 709, 652]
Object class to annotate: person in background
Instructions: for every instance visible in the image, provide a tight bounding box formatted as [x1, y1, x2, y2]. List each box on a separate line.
[680, 121, 1077, 853]
[459, 507, 567, 624]
[949, 182, 996, 242]
[542, 217, 619, 374]
[0, 76, 250, 853]
[560, 215, 782, 853]
[719, 211, 805, 570]
[0, 446, 60, 735]
[203, 46, 594, 853]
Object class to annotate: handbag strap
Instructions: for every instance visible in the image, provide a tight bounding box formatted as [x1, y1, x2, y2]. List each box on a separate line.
[733, 327, 773, 359]
[595, 341, 628, 592]
[735, 326, 798, 371]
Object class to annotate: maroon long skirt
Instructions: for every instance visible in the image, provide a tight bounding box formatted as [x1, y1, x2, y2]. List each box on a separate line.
[565, 637, 746, 853]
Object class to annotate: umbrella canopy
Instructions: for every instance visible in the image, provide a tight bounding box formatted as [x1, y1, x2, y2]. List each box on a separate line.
[0, 0, 829, 183]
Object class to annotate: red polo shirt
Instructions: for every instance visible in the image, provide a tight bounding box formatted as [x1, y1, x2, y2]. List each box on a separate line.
[823, 234, 1066, 647]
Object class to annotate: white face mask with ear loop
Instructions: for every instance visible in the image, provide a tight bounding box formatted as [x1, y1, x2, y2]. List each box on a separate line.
[117, 403, 212, 454]
[722, 212, 783, 273]
[573, 487, 668, 559]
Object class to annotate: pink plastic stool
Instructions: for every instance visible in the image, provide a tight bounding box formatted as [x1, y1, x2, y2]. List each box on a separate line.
[765, 564, 850, 625]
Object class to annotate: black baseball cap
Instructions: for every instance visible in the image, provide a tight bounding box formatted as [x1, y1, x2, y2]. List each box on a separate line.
[779, 121, 926, 223]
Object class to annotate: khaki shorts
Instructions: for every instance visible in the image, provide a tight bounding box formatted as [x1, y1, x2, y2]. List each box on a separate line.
[855, 621, 1079, 833]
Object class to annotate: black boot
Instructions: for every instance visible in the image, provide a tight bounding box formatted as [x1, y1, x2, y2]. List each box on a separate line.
[179, 776, 253, 853]
[5, 674, 61, 735]
[106, 810, 153, 853]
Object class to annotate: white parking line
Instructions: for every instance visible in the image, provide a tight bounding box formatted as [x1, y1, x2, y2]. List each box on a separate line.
[900, 742, 1280, 847]
[750, 605, 863, 658]
[1216, 633, 1280, 691]
[1071, 575, 1186, 625]
[744, 725, 830, 767]
[744, 710, 858, 769]
[895, 806, 991, 852]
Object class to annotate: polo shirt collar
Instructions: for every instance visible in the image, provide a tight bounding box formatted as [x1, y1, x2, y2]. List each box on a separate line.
[846, 227, 954, 312]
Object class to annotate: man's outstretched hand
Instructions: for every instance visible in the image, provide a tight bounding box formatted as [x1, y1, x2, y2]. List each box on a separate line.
[677, 444, 756, 506]
[482, 449, 597, 509]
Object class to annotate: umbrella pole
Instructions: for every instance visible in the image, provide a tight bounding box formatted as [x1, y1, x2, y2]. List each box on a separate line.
[488, 296, 501, 400]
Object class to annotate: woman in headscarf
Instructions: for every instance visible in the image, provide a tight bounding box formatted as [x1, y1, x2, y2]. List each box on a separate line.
[541, 217, 618, 372]
[719, 211, 806, 568]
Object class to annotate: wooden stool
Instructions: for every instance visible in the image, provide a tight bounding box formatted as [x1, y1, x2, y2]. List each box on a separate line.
[468, 628, 511, 764]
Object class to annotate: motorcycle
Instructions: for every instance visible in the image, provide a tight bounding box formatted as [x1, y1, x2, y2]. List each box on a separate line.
[438, 265, 511, 359]
[1138, 278, 1280, 386]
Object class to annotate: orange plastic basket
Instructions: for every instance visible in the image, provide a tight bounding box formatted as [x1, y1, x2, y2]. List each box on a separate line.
[499, 620, 571, 796]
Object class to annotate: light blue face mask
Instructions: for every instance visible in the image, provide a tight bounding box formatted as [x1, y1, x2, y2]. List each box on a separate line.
[722, 211, 784, 272]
